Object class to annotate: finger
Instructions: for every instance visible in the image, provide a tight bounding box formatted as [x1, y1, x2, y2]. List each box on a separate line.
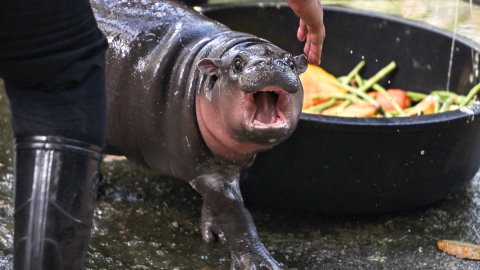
[306, 25, 325, 65]
[308, 35, 321, 64]
[304, 33, 311, 57]
[297, 19, 307, 42]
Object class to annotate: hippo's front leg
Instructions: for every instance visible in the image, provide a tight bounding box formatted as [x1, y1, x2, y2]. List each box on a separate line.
[191, 173, 284, 270]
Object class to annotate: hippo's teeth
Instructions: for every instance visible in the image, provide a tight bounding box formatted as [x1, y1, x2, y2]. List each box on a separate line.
[253, 91, 279, 124]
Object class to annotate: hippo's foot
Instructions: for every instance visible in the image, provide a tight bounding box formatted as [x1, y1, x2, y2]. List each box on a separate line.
[230, 247, 285, 270]
[201, 205, 284, 270]
[191, 170, 286, 270]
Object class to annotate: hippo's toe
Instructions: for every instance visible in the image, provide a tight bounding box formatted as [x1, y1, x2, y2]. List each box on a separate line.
[230, 246, 285, 270]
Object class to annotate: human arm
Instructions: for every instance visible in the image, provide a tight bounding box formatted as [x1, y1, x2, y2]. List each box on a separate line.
[286, 0, 325, 65]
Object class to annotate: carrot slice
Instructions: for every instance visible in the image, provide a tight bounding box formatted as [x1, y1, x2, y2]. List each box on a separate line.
[300, 64, 348, 110]
[376, 89, 411, 111]
[437, 240, 480, 260]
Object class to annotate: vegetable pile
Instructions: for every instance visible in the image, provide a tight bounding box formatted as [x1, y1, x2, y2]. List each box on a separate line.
[300, 61, 480, 117]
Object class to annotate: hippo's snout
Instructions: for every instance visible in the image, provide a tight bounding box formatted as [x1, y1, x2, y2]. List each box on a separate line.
[247, 58, 294, 73]
[237, 53, 307, 94]
[239, 67, 302, 94]
[248, 58, 270, 67]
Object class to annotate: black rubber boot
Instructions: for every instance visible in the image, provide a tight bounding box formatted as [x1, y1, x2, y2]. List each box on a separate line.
[13, 136, 102, 270]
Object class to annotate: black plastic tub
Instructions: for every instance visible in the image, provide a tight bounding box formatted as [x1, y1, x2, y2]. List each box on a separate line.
[200, 3, 480, 214]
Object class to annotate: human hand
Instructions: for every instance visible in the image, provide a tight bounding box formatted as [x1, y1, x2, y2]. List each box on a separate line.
[286, 0, 325, 65]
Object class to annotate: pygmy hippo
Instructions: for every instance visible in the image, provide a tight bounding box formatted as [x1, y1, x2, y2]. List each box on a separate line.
[93, 0, 308, 268]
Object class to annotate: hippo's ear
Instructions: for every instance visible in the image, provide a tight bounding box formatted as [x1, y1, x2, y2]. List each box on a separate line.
[197, 58, 222, 76]
[294, 55, 308, 74]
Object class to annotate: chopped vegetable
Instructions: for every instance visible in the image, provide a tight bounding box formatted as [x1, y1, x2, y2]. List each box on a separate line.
[375, 89, 411, 111]
[326, 103, 377, 117]
[406, 91, 428, 102]
[300, 64, 347, 110]
[357, 61, 396, 93]
[332, 81, 379, 108]
[339, 60, 365, 85]
[438, 240, 480, 260]
[459, 82, 480, 107]
[300, 61, 480, 117]
[405, 95, 436, 116]
[304, 98, 338, 113]
[439, 97, 453, 113]
[426, 235, 480, 260]
[371, 85, 406, 116]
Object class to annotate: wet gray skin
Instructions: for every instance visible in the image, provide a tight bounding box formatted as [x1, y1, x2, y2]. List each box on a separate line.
[93, 0, 306, 268]
[0, 78, 480, 268]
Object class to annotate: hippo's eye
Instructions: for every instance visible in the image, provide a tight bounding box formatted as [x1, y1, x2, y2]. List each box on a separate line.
[233, 57, 243, 71]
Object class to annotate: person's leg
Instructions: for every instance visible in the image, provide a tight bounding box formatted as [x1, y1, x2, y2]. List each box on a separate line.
[0, 1, 108, 269]
[13, 136, 102, 270]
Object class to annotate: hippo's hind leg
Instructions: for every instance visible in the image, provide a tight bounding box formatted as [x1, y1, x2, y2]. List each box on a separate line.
[191, 173, 285, 270]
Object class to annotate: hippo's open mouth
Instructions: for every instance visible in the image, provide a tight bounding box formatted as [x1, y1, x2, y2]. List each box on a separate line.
[249, 87, 287, 128]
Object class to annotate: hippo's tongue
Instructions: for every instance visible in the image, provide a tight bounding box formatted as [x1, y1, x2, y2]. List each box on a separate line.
[254, 91, 278, 124]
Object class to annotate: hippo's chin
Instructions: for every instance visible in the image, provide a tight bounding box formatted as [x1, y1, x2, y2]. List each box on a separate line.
[251, 116, 287, 129]
[241, 125, 293, 145]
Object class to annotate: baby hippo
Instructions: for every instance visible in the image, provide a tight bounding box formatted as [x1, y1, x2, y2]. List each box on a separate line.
[93, 0, 307, 268]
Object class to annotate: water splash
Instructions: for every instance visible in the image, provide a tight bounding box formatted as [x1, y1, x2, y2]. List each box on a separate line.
[446, 0, 460, 92]
[469, 0, 479, 85]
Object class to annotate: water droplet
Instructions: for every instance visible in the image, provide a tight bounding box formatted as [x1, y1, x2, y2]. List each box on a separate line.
[421, 150, 425, 155]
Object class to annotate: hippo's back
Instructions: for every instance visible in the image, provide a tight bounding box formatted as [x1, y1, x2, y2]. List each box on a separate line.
[92, 0, 230, 175]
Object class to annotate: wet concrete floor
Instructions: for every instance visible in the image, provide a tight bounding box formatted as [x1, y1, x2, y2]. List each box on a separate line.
[2, 1, 480, 269]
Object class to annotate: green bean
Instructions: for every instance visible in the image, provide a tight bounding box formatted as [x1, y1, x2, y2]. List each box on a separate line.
[305, 98, 338, 113]
[312, 93, 363, 104]
[430, 90, 465, 104]
[406, 91, 428, 102]
[339, 61, 365, 85]
[439, 98, 452, 112]
[358, 61, 397, 92]
[332, 81, 379, 107]
[381, 109, 393, 117]
[371, 83, 405, 116]
[336, 99, 352, 114]
[403, 107, 414, 115]
[433, 95, 441, 113]
[354, 73, 364, 88]
[431, 90, 458, 98]
[459, 81, 480, 107]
